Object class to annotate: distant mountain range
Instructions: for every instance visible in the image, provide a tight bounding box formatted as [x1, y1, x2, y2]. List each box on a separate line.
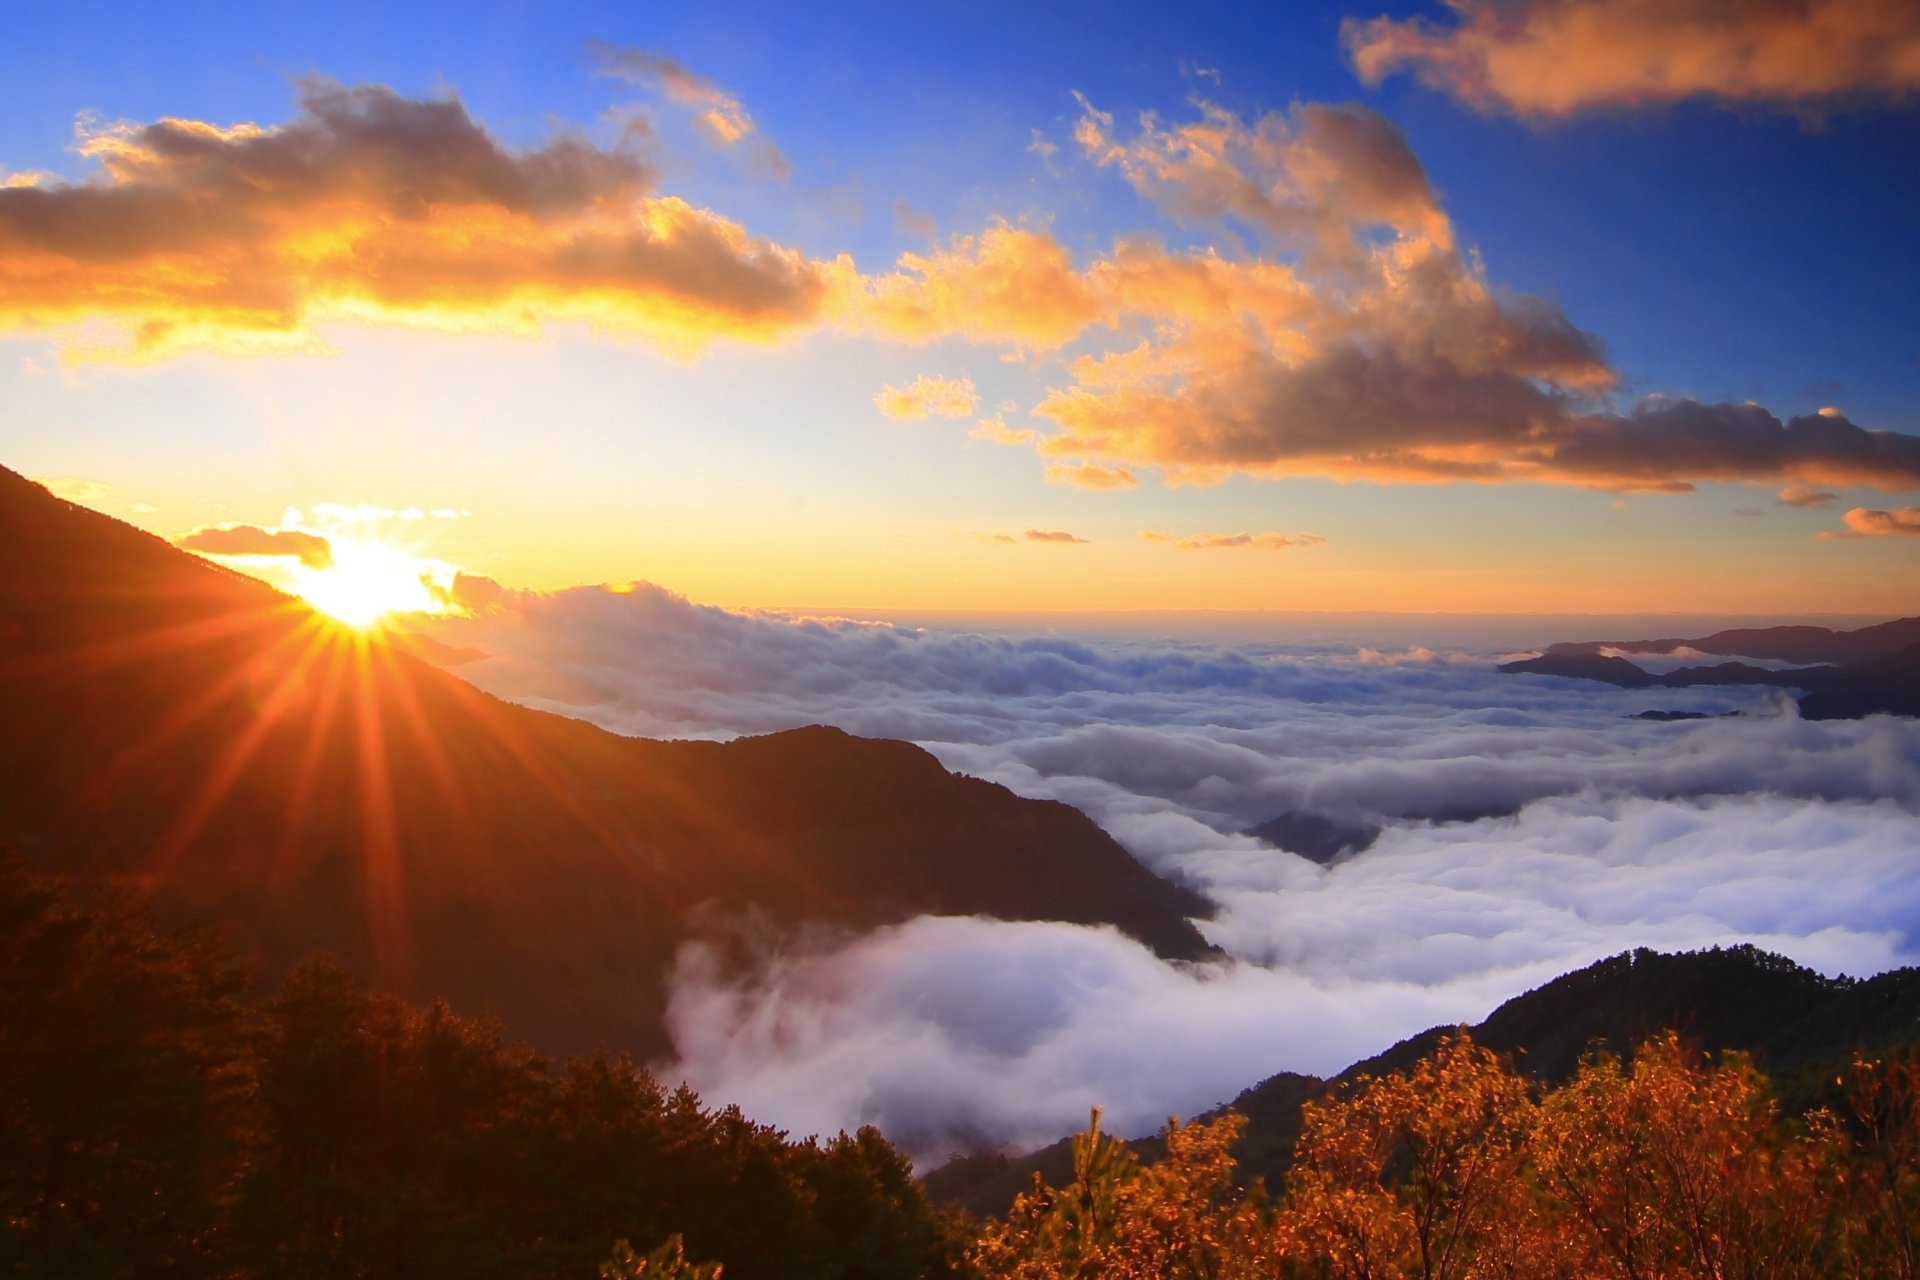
[925, 943, 1920, 1214]
[1500, 616, 1920, 718]
[0, 467, 1209, 1057]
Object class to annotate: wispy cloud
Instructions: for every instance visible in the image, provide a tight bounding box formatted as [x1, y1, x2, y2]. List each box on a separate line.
[873, 373, 977, 421]
[1345, 0, 1920, 116]
[1045, 462, 1137, 490]
[1143, 530, 1326, 550]
[587, 41, 787, 175]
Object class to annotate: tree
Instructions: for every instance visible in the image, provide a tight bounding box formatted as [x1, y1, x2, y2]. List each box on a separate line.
[0, 850, 253, 1279]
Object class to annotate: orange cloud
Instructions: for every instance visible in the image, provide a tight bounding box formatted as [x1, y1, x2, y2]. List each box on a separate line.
[1144, 530, 1325, 550]
[1346, 0, 1920, 116]
[1044, 462, 1138, 490]
[980, 99, 1920, 496]
[0, 80, 831, 358]
[1826, 506, 1920, 538]
[852, 221, 1103, 349]
[1022, 529, 1089, 544]
[874, 373, 978, 421]
[177, 522, 334, 567]
[37, 476, 111, 507]
[970, 416, 1040, 447]
[1776, 484, 1839, 508]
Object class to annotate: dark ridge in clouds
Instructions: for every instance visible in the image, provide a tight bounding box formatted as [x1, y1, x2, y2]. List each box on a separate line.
[1826, 506, 1920, 538]
[1346, 0, 1920, 116]
[0, 79, 829, 357]
[411, 587, 1920, 1154]
[175, 522, 332, 567]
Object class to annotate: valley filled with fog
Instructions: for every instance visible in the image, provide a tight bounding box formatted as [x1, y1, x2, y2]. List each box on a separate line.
[419, 588, 1920, 1159]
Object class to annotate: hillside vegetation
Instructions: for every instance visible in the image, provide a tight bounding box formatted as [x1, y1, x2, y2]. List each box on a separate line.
[8, 854, 1919, 1279]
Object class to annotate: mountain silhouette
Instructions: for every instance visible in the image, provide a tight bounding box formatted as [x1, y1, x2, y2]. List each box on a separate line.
[1501, 620, 1920, 719]
[0, 468, 1210, 1056]
[926, 944, 1920, 1215]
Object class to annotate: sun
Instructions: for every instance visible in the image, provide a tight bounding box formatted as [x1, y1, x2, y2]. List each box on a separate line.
[292, 538, 446, 628]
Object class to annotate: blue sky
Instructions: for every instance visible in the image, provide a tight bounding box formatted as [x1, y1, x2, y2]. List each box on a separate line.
[3, 0, 1917, 614]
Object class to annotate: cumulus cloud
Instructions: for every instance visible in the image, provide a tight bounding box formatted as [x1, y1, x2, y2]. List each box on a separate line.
[0, 79, 831, 357]
[1824, 506, 1920, 537]
[1023, 529, 1088, 544]
[1345, 0, 1920, 116]
[852, 221, 1102, 349]
[176, 521, 334, 567]
[1045, 462, 1138, 489]
[873, 373, 978, 420]
[843, 95, 1920, 496]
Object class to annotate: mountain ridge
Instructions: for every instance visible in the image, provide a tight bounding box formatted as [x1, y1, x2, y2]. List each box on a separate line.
[925, 943, 1920, 1214]
[0, 467, 1211, 1057]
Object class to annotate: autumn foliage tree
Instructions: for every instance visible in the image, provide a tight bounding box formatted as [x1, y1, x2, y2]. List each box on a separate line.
[970, 1033, 1920, 1280]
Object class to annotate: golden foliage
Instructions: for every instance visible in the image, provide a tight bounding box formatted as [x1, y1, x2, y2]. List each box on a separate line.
[969, 1033, 1920, 1280]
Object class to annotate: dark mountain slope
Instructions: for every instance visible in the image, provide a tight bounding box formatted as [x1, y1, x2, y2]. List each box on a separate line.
[927, 945, 1920, 1215]
[0, 468, 1209, 1056]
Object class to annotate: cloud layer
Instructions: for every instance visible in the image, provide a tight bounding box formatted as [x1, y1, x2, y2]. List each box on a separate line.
[413, 587, 1920, 1157]
[1346, 0, 1920, 116]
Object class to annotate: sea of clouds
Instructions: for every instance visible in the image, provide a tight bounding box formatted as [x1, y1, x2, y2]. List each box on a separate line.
[417, 586, 1920, 1160]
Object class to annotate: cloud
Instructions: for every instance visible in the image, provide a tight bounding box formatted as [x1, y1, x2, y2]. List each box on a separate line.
[873, 373, 978, 421]
[1155, 530, 1326, 551]
[1825, 506, 1920, 538]
[406, 578, 1920, 1156]
[852, 221, 1102, 349]
[1345, 0, 1920, 116]
[665, 780, 1920, 1160]
[176, 521, 334, 567]
[970, 416, 1040, 447]
[1024, 529, 1088, 544]
[846, 95, 1920, 496]
[1777, 484, 1838, 508]
[587, 42, 786, 176]
[36, 476, 111, 507]
[892, 201, 935, 239]
[1044, 462, 1138, 490]
[0, 79, 832, 357]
